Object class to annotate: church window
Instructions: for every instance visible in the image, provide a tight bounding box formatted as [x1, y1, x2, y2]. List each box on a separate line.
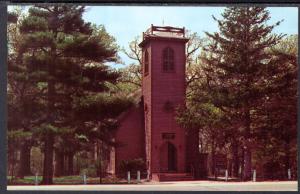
[162, 47, 174, 71]
[144, 50, 149, 75]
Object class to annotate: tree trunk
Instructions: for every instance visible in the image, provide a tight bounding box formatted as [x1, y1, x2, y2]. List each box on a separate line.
[67, 152, 74, 175]
[227, 159, 232, 177]
[232, 140, 239, 177]
[55, 150, 64, 177]
[211, 138, 216, 177]
[41, 41, 56, 184]
[41, 133, 54, 185]
[185, 128, 201, 178]
[99, 141, 103, 184]
[10, 144, 17, 183]
[75, 154, 79, 175]
[94, 142, 98, 162]
[17, 140, 32, 178]
[284, 140, 290, 179]
[243, 107, 252, 181]
[240, 148, 244, 180]
[243, 148, 252, 180]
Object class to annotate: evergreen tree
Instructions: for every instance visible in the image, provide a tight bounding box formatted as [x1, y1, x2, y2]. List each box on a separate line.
[252, 35, 297, 179]
[202, 7, 284, 180]
[7, 8, 40, 178]
[15, 5, 121, 184]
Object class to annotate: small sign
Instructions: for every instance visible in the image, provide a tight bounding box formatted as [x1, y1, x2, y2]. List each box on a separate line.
[162, 133, 175, 139]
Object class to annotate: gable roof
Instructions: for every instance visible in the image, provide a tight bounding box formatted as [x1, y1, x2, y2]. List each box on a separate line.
[116, 88, 143, 123]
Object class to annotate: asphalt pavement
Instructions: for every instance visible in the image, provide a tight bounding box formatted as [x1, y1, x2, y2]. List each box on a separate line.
[7, 180, 298, 191]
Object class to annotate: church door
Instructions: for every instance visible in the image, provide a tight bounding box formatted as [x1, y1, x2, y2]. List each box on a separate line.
[167, 142, 177, 172]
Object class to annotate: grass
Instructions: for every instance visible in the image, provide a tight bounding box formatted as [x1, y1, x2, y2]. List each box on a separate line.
[7, 175, 139, 185]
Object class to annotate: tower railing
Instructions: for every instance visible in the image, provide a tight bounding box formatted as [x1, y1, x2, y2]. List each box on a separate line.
[142, 24, 185, 40]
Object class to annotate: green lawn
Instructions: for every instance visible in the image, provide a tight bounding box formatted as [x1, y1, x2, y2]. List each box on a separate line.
[7, 176, 138, 185]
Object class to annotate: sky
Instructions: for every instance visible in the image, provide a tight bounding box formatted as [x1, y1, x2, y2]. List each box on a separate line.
[82, 6, 298, 68]
[8, 6, 298, 68]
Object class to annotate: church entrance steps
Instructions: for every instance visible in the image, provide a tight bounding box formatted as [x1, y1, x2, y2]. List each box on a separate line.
[154, 173, 195, 182]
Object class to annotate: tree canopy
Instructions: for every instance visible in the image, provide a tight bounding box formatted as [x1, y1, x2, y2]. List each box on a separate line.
[8, 5, 133, 184]
[177, 7, 297, 180]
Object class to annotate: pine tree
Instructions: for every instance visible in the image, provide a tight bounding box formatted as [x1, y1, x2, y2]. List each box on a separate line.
[15, 5, 121, 184]
[7, 9, 40, 178]
[202, 7, 284, 180]
[252, 35, 298, 178]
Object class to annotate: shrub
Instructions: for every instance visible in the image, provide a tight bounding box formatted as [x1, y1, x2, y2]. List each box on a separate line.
[263, 161, 283, 179]
[80, 165, 98, 177]
[118, 158, 145, 177]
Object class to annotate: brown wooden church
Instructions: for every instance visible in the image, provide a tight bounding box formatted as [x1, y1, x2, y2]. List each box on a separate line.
[109, 25, 207, 181]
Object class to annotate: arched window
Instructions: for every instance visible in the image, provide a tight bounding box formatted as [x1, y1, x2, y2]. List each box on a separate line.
[162, 47, 174, 71]
[144, 50, 149, 75]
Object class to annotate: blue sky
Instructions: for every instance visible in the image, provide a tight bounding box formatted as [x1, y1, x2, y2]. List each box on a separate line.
[8, 6, 298, 68]
[82, 6, 298, 68]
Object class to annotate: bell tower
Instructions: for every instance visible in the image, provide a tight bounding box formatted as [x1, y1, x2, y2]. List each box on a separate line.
[139, 25, 189, 179]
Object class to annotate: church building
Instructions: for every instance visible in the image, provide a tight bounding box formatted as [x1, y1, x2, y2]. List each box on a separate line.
[109, 25, 207, 181]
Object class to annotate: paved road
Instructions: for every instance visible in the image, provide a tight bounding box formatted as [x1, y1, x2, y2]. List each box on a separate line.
[7, 181, 298, 191]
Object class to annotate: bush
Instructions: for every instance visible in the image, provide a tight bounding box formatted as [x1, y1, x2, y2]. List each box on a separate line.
[263, 161, 283, 179]
[80, 165, 98, 177]
[118, 158, 145, 177]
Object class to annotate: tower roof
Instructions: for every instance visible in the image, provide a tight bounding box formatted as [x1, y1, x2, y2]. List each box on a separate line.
[139, 25, 189, 47]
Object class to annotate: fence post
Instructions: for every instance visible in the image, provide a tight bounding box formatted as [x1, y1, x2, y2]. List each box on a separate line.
[35, 173, 38, 185]
[253, 170, 256, 182]
[137, 171, 140, 183]
[83, 173, 87, 184]
[127, 171, 131, 183]
[288, 169, 291, 180]
[225, 170, 228, 181]
[147, 170, 150, 181]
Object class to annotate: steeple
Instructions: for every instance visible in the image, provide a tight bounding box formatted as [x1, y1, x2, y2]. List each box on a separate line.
[139, 25, 189, 178]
